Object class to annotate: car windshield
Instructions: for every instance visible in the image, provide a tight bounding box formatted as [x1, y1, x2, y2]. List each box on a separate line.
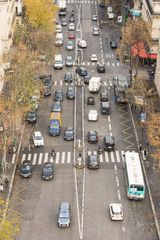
[60, 211, 69, 218]
[66, 130, 73, 136]
[28, 112, 36, 117]
[43, 166, 53, 175]
[90, 156, 97, 162]
[21, 164, 31, 171]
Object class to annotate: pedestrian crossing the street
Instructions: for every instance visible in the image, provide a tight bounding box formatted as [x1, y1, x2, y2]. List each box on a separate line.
[11, 150, 134, 166]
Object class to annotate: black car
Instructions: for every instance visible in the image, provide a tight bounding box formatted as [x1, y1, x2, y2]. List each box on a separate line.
[54, 90, 63, 101]
[97, 63, 106, 73]
[42, 162, 54, 180]
[64, 72, 73, 83]
[67, 86, 75, 99]
[76, 67, 88, 77]
[87, 96, 94, 105]
[87, 154, 99, 169]
[88, 131, 98, 143]
[42, 74, 52, 87]
[64, 127, 74, 141]
[110, 41, 118, 49]
[44, 86, 51, 96]
[84, 74, 91, 85]
[20, 160, 32, 178]
[103, 135, 115, 151]
[26, 111, 37, 123]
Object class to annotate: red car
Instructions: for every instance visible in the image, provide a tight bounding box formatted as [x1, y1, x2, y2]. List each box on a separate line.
[68, 32, 75, 39]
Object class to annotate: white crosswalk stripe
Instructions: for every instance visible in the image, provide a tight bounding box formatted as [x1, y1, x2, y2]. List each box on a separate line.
[11, 150, 136, 166]
[67, 0, 94, 3]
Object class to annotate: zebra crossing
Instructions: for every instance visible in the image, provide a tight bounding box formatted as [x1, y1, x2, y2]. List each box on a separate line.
[67, 0, 95, 3]
[52, 80, 112, 86]
[11, 150, 135, 166]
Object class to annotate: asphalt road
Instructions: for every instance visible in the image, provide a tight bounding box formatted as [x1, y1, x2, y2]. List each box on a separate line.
[10, 1, 159, 240]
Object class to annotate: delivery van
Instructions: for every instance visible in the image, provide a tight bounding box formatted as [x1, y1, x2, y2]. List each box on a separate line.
[89, 77, 101, 93]
[54, 54, 63, 69]
[55, 33, 63, 46]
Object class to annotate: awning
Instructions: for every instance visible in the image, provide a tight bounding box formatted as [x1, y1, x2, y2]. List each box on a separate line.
[131, 42, 157, 59]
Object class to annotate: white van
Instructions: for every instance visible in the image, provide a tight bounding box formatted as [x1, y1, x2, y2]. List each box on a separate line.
[89, 77, 101, 93]
[56, 24, 62, 33]
[54, 54, 63, 69]
[55, 33, 63, 46]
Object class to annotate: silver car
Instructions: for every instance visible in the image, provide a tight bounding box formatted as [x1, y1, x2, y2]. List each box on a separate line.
[57, 202, 71, 228]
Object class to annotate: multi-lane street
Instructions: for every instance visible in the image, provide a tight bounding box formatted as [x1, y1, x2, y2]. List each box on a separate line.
[10, 1, 159, 240]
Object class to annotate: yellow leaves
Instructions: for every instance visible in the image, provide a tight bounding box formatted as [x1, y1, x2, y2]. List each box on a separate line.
[146, 113, 160, 147]
[24, 0, 57, 31]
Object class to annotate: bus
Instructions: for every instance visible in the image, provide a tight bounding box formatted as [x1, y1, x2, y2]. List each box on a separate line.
[124, 152, 145, 200]
[58, 0, 66, 16]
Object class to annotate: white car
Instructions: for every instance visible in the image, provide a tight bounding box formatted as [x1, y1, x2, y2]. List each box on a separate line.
[109, 203, 123, 221]
[107, 6, 113, 13]
[93, 27, 99, 36]
[108, 12, 114, 19]
[88, 110, 98, 121]
[32, 131, 44, 147]
[68, 23, 75, 31]
[90, 54, 97, 62]
[92, 15, 98, 21]
[78, 40, 87, 48]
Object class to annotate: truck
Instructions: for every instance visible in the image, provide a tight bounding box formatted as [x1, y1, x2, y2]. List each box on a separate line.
[48, 112, 62, 136]
[55, 33, 63, 46]
[58, 0, 66, 16]
[89, 77, 101, 93]
[113, 75, 129, 103]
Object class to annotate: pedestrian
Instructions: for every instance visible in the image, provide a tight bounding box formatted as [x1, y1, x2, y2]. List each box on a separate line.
[139, 145, 142, 152]
[5, 178, 9, 187]
[144, 149, 147, 158]
[0, 183, 4, 192]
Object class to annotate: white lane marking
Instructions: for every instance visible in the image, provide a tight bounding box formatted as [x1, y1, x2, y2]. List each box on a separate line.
[116, 176, 119, 187]
[109, 80, 112, 86]
[87, 151, 91, 155]
[106, 54, 108, 58]
[81, 168, 86, 239]
[105, 152, 109, 162]
[44, 153, 48, 163]
[99, 154, 103, 162]
[107, 62, 110, 66]
[118, 189, 121, 200]
[55, 81, 57, 85]
[55, 152, 60, 164]
[50, 157, 54, 163]
[61, 152, 65, 164]
[21, 154, 26, 163]
[27, 153, 31, 161]
[112, 63, 115, 66]
[87, 62, 90, 66]
[67, 152, 71, 163]
[122, 227, 125, 231]
[117, 62, 120, 66]
[109, 124, 112, 131]
[104, 82, 107, 86]
[110, 151, 115, 162]
[116, 151, 120, 162]
[38, 153, 43, 165]
[108, 116, 111, 122]
[121, 150, 125, 162]
[114, 164, 117, 171]
[109, 131, 113, 136]
[60, 80, 63, 85]
[32, 153, 37, 165]
[11, 154, 16, 164]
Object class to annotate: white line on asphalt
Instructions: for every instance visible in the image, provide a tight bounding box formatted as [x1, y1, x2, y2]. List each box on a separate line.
[122, 227, 125, 231]
[112, 63, 115, 66]
[114, 164, 117, 171]
[109, 131, 113, 136]
[60, 80, 63, 85]
[11, 154, 16, 164]
[109, 123, 112, 131]
[105, 152, 109, 162]
[108, 116, 111, 122]
[55, 152, 60, 164]
[116, 176, 119, 187]
[61, 152, 65, 164]
[67, 152, 71, 163]
[110, 151, 115, 162]
[50, 157, 53, 163]
[107, 62, 110, 66]
[109, 80, 112, 86]
[118, 189, 121, 200]
[38, 153, 43, 165]
[44, 153, 48, 163]
[116, 151, 120, 162]
[28, 153, 31, 161]
[32, 153, 37, 165]
[81, 168, 86, 239]
[21, 154, 26, 163]
[99, 154, 103, 162]
[104, 82, 107, 86]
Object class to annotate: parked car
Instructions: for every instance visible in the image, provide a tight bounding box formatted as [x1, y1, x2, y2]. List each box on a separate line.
[57, 202, 71, 228]
[32, 131, 44, 147]
[42, 162, 54, 180]
[65, 56, 73, 67]
[92, 15, 98, 21]
[44, 86, 51, 97]
[64, 72, 73, 83]
[88, 110, 98, 121]
[93, 27, 99, 36]
[97, 63, 106, 73]
[110, 41, 117, 49]
[87, 96, 94, 105]
[68, 32, 75, 39]
[87, 153, 99, 169]
[26, 111, 37, 123]
[61, 18, 67, 26]
[54, 90, 63, 101]
[90, 54, 98, 62]
[76, 66, 88, 76]
[88, 131, 98, 143]
[103, 135, 115, 151]
[42, 74, 52, 87]
[52, 101, 62, 112]
[66, 85, 75, 99]
[68, 23, 75, 31]
[20, 160, 32, 178]
[64, 127, 74, 141]
[109, 203, 123, 221]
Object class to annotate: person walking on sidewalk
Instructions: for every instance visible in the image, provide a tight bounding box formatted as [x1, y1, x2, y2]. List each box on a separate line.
[0, 183, 4, 192]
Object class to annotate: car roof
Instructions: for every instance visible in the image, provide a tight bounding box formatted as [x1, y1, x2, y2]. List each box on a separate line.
[43, 162, 53, 168]
[66, 126, 74, 131]
[101, 101, 110, 107]
[104, 135, 113, 142]
[60, 202, 70, 210]
[34, 131, 42, 136]
[89, 130, 96, 134]
[110, 204, 122, 212]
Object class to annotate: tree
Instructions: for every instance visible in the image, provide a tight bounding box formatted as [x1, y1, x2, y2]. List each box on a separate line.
[119, 18, 152, 76]
[0, 198, 20, 240]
